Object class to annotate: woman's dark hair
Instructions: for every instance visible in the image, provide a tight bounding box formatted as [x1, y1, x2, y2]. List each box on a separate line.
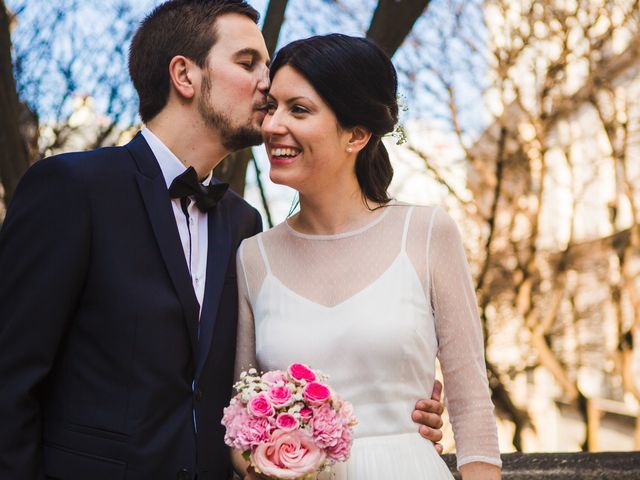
[129, 0, 259, 123]
[269, 34, 398, 205]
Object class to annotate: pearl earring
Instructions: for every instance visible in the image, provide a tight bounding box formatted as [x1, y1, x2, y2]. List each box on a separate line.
[346, 146, 353, 153]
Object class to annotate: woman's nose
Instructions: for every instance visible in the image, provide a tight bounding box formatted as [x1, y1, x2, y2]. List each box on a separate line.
[261, 110, 287, 136]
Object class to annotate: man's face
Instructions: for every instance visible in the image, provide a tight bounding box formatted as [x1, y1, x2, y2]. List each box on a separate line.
[197, 13, 270, 151]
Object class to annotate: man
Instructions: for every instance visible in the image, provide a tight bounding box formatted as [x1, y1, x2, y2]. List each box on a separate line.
[0, 1, 444, 479]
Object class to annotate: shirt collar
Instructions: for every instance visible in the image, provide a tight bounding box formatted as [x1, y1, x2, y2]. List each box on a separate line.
[141, 127, 212, 189]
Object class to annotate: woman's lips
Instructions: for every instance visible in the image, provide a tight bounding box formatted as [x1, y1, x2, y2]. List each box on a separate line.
[270, 154, 299, 166]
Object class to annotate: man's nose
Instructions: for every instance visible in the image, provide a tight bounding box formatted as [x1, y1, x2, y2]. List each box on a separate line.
[257, 65, 270, 94]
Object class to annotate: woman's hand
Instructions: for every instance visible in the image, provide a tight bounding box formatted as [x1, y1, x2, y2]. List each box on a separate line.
[243, 466, 271, 479]
[459, 462, 501, 479]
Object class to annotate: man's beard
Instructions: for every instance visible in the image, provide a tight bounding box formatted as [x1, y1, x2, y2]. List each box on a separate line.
[198, 74, 263, 152]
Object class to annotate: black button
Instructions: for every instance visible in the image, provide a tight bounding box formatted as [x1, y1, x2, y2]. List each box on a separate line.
[194, 387, 202, 401]
[177, 468, 191, 480]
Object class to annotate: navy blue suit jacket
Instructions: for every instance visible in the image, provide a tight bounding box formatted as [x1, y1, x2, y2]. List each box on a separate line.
[0, 133, 262, 479]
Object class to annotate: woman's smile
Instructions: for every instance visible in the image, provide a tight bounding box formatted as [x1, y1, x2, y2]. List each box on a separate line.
[268, 143, 302, 165]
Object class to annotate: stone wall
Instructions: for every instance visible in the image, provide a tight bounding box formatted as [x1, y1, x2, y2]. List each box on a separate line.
[443, 452, 640, 479]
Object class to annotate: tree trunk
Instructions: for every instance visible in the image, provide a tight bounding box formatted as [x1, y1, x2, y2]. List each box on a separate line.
[367, 0, 431, 56]
[0, 0, 29, 209]
[262, 0, 288, 57]
[586, 399, 601, 452]
[213, 148, 253, 196]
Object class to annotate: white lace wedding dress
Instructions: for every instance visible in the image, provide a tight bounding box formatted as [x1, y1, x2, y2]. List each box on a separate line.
[235, 203, 501, 478]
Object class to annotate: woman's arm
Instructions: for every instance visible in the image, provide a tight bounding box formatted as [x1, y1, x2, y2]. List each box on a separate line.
[231, 242, 260, 476]
[428, 208, 502, 478]
[234, 241, 259, 379]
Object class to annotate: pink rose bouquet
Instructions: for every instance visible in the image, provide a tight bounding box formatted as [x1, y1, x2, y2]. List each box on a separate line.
[222, 363, 357, 479]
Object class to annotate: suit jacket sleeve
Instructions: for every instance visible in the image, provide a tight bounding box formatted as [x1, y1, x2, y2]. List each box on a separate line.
[251, 207, 263, 236]
[0, 157, 91, 479]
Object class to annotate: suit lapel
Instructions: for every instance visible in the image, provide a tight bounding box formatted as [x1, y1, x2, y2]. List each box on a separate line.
[196, 196, 231, 379]
[126, 133, 200, 366]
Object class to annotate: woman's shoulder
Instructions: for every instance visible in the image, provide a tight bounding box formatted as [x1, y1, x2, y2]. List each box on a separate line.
[239, 221, 288, 250]
[392, 200, 440, 212]
[393, 201, 461, 236]
[392, 200, 443, 220]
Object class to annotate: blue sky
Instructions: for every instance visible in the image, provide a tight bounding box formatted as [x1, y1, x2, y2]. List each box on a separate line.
[7, 0, 488, 133]
[6, 0, 489, 223]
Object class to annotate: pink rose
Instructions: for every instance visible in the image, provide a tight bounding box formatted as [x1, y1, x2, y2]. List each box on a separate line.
[262, 370, 288, 386]
[303, 382, 331, 405]
[312, 404, 344, 449]
[252, 429, 326, 479]
[248, 393, 275, 418]
[268, 385, 293, 407]
[275, 413, 299, 431]
[288, 363, 316, 383]
[327, 427, 353, 462]
[299, 407, 313, 422]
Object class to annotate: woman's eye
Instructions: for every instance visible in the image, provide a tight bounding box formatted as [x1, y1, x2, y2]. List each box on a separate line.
[291, 105, 309, 114]
[266, 103, 277, 114]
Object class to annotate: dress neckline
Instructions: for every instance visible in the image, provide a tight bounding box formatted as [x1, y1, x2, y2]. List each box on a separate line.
[284, 201, 396, 241]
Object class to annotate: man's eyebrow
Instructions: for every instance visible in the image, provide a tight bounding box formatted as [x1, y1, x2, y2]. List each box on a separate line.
[233, 47, 270, 66]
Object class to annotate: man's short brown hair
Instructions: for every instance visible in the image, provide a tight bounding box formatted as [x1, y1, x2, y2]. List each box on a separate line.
[129, 0, 259, 123]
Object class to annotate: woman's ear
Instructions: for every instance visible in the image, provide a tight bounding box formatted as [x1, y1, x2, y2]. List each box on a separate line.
[168, 55, 197, 100]
[346, 126, 372, 154]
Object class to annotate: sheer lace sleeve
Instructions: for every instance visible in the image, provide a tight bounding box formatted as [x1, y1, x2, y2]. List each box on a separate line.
[429, 209, 502, 469]
[234, 237, 266, 380]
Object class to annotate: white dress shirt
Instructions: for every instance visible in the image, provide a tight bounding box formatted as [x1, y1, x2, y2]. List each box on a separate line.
[141, 127, 210, 315]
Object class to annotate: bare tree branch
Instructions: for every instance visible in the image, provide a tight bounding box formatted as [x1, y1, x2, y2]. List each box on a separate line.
[367, 0, 431, 56]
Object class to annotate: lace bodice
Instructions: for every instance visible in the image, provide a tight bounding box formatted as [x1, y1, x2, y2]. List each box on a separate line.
[235, 203, 501, 469]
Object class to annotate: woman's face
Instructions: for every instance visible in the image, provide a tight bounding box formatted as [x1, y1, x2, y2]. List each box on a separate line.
[261, 65, 354, 193]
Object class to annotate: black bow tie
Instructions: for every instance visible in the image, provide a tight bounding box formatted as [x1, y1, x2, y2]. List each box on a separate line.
[168, 167, 229, 212]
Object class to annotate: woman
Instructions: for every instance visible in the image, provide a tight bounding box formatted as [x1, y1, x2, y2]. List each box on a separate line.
[234, 34, 502, 479]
